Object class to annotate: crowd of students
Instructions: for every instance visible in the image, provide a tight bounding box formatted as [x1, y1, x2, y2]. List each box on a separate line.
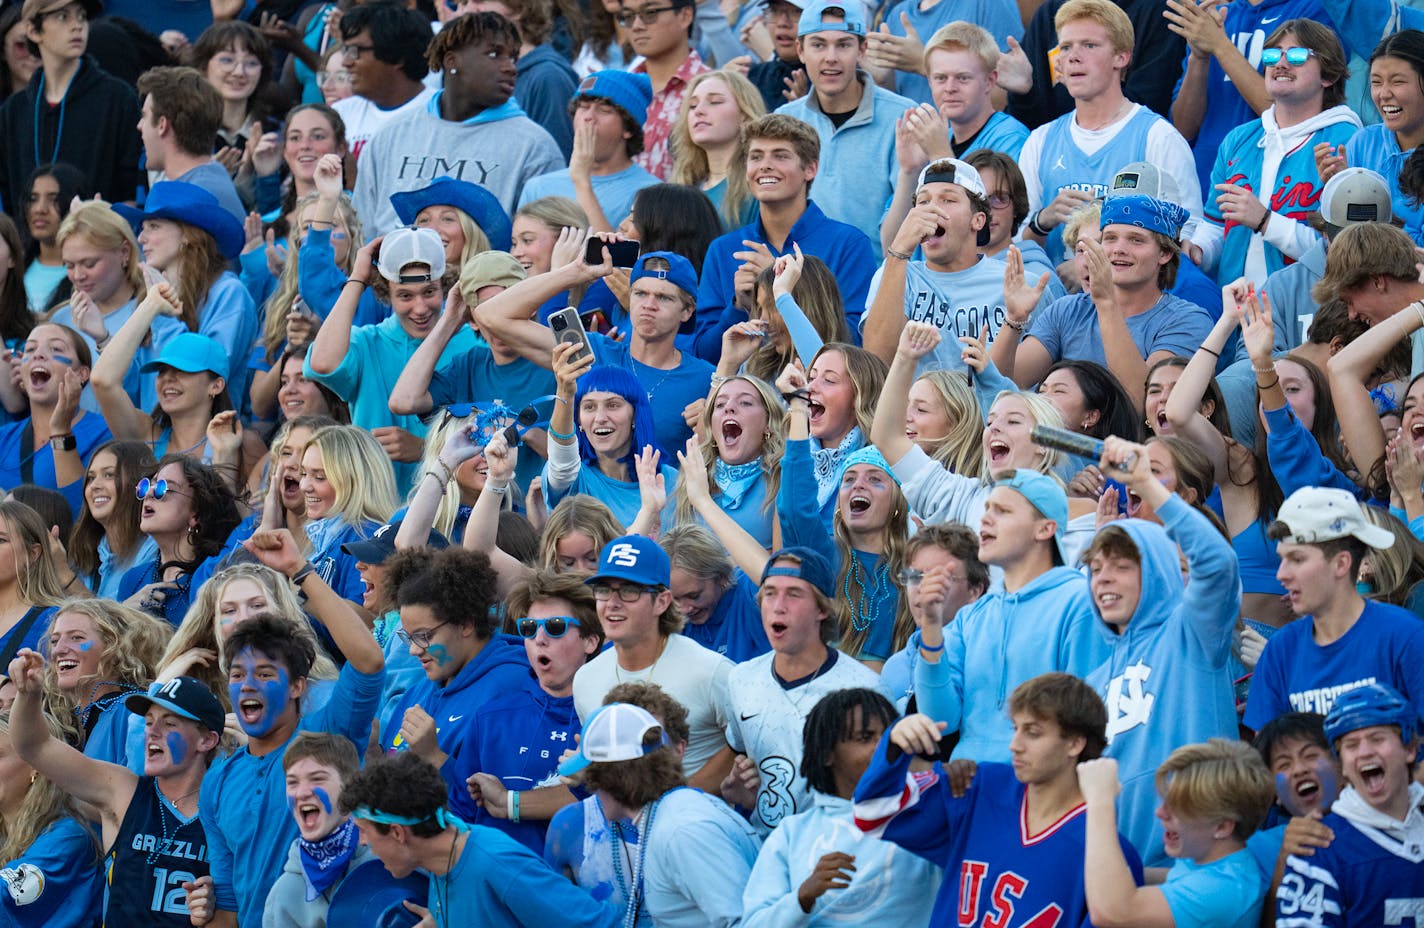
[0, 0, 1422, 923]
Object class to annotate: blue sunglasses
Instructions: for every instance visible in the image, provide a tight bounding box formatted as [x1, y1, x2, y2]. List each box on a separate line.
[1261, 46, 1315, 66]
[135, 477, 189, 500]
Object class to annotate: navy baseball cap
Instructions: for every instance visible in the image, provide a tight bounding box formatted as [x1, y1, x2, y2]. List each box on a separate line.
[389, 177, 513, 252]
[342, 519, 450, 565]
[126, 676, 225, 733]
[138, 332, 229, 382]
[587, 535, 671, 588]
[760, 546, 835, 598]
[630, 251, 698, 333]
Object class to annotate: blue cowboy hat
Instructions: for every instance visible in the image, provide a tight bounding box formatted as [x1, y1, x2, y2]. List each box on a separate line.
[390, 177, 513, 252]
[114, 182, 245, 260]
[325, 860, 429, 928]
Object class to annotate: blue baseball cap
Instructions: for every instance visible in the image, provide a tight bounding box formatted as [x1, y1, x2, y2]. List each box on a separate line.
[125, 676, 225, 733]
[587, 534, 671, 588]
[574, 70, 654, 129]
[115, 181, 245, 260]
[138, 332, 229, 382]
[798, 0, 866, 36]
[761, 546, 835, 598]
[389, 177, 513, 252]
[1323, 682, 1416, 748]
[994, 469, 1069, 566]
[630, 251, 698, 333]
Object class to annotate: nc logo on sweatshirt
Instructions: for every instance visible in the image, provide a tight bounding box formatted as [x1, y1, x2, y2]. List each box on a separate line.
[1104, 662, 1155, 744]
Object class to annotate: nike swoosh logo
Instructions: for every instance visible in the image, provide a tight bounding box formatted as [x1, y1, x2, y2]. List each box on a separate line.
[739, 712, 758, 721]
[1261, 15, 1280, 22]
[447, 715, 464, 722]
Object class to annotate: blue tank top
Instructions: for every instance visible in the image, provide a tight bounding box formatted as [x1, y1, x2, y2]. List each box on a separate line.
[104, 776, 209, 927]
[1231, 519, 1285, 596]
[1038, 105, 1161, 262]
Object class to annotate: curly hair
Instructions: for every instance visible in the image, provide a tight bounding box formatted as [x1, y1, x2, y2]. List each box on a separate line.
[223, 613, 317, 682]
[388, 547, 499, 636]
[537, 495, 625, 572]
[578, 683, 688, 806]
[68, 441, 156, 584]
[147, 455, 241, 571]
[163, 564, 338, 709]
[43, 599, 172, 715]
[673, 375, 785, 527]
[426, 12, 521, 72]
[341, 751, 449, 838]
[0, 711, 100, 866]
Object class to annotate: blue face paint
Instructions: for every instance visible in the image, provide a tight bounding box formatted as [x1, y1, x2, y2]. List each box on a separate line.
[75, 642, 92, 652]
[313, 786, 333, 814]
[425, 643, 453, 668]
[52, 354, 72, 365]
[229, 649, 292, 738]
[165, 731, 188, 765]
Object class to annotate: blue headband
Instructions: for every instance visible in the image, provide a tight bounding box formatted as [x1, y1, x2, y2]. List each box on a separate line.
[1100, 194, 1189, 239]
[351, 806, 469, 832]
[836, 445, 900, 488]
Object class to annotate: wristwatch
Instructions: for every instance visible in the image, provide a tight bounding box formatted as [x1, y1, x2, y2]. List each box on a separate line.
[50, 433, 76, 452]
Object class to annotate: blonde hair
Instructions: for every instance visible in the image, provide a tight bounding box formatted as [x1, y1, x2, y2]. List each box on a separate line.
[43, 599, 171, 717]
[670, 70, 766, 229]
[833, 472, 912, 657]
[1055, 0, 1135, 56]
[451, 210, 494, 307]
[1062, 200, 1103, 254]
[811, 343, 888, 441]
[1360, 506, 1424, 606]
[922, 21, 999, 74]
[55, 202, 145, 304]
[1155, 738, 1274, 842]
[264, 193, 362, 358]
[918, 370, 984, 478]
[0, 501, 72, 609]
[1314, 221, 1421, 305]
[0, 711, 99, 866]
[984, 391, 1065, 478]
[412, 412, 512, 539]
[537, 496, 625, 572]
[162, 563, 338, 707]
[304, 426, 399, 530]
[673, 376, 786, 526]
[514, 196, 588, 233]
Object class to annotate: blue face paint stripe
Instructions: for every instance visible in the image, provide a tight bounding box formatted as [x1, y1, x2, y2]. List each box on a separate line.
[313, 786, 333, 814]
[165, 730, 188, 765]
[425, 643, 454, 668]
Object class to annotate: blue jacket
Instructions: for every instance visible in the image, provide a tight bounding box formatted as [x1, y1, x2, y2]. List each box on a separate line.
[0, 817, 101, 927]
[299, 227, 384, 327]
[693, 201, 875, 360]
[1263, 403, 1359, 498]
[776, 76, 912, 260]
[1085, 494, 1241, 866]
[916, 566, 1108, 762]
[379, 635, 533, 792]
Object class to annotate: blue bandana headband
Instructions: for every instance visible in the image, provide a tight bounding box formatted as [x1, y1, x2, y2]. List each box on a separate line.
[1100, 194, 1190, 239]
[836, 444, 901, 489]
[351, 806, 470, 832]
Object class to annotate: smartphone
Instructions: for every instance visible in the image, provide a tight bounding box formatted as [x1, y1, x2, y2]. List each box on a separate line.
[548, 307, 595, 365]
[585, 237, 640, 269]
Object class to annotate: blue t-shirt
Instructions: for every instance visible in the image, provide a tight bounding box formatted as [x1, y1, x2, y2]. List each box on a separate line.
[881, 0, 1021, 105]
[1242, 598, 1424, 731]
[1026, 291, 1214, 369]
[587, 333, 713, 458]
[0, 816, 102, 927]
[0, 411, 111, 516]
[518, 164, 661, 230]
[1162, 848, 1267, 928]
[680, 571, 770, 664]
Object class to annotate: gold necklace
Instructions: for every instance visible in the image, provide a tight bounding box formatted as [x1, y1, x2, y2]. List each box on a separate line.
[614, 636, 669, 683]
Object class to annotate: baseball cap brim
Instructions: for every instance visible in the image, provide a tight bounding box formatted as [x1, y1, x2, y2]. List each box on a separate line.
[125, 692, 212, 730]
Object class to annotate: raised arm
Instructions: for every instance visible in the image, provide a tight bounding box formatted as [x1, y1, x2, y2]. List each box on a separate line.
[1163, 292, 1242, 481]
[461, 430, 535, 597]
[90, 283, 183, 441]
[243, 529, 385, 674]
[992, 245, 1050, 384]
[540, 341, 593, 497]
[871, 321, 940, 465]
[1327, 298, 1422, 488]
[678, 435, 771, 580]
[389, 287, 468, 416]
[1079, 759, 1173, 928]
[864, 198, 945, 365]
[307, 234, 380, 376]
[769, 246, 826, 366]
[1083, 239, 1148, 411]
[8, 650, 136, 821]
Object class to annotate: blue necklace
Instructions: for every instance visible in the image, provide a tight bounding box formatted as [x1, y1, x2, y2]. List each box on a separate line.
[609, 797, 661, 928]
[842, 551, 893, 632]
[32, 69, 71, 169]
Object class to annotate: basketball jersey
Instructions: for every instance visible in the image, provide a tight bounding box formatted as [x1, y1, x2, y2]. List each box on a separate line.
[1037, 106, 1159, 262]
[104, 777, 208, 927]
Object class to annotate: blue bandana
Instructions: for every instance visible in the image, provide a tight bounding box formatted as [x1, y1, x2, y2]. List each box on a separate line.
[836, 445, 900, 489]
[714, 456, 764, 509]
[1100, 194, 1189, 239]
[298, 817, 359, 901]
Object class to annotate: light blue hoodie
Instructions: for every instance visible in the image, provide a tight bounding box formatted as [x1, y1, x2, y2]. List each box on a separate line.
[1085, 494, 1241, 866]
[915, 565, 1108, 762]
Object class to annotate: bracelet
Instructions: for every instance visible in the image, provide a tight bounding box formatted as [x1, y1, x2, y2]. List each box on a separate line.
[345, 277, 368, 287]
[548, 426, 577, 442]
[485, 482, 510, 496]
[508, 789, 521, 822]
[1028, 210, 1050, 236]
[782, 388, 810, 404]
[1200, 345, 1220, 359]
[1411, 300, 1424, 331]
[919, 639, 945, 654]
[710, 374, 728, 388]
[428, 459, 454, 486]
[885, 247, 913, 261]
[1252, 365, 1276, 375]
[1253, 211, 1270, 234]
[1256, 376, 1280, 391]
[1003, 318, 1026, 333]
[291, 562, 316, 585]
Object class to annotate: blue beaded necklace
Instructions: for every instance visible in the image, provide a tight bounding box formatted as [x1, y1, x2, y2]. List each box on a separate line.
[608, 797, 661, 928]
[842, 551, 893, 633]
[32, 69, 71, 169]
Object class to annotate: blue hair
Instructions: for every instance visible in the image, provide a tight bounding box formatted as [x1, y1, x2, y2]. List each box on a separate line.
[573, 365, 662, 481]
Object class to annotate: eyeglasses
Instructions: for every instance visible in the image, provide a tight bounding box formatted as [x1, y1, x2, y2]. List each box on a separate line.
[764, 2, 799, 21]
[516, 616, 582, 638]
[341, 43, 376, 59]
[987, 193, 1011, 210]
[135, 477, 190, 501]
[213, 54, 263, 73]
[897, 568, 963, 587]
[396, 621, 450, 650]
[316, 70, 352, 87]
[1261, 46, 1315, 66]
[616, 5, 676, 26]
[592, 583, 655, 602]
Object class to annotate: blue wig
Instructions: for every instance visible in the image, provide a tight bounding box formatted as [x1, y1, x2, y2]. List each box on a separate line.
[573, 365, 663, 481]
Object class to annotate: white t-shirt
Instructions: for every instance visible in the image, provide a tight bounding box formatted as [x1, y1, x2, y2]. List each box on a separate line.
[334, 86, 437, 162]
[572, 633, 734, 778]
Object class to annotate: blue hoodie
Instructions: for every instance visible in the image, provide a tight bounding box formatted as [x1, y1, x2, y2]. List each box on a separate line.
[379, 634, 533, 799]
[1085, 494, 1241, 866]
[916, 566, 1109, 761]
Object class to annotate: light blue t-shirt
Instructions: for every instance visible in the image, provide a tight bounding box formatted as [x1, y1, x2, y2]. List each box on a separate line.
[900, 257, 1010, 374]
[587, 333, 713, 458]
[24, 260, 67, 314]
[517, 163, 661, 228]
[1026, 291, 1214, 369]
[881, 0, 1022, 105]
[1161, 848, 1267, 928]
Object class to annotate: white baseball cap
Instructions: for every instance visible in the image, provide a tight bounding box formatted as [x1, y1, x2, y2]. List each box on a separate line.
[375, 226, 447, 283]
[1274, 487, 1395, 550]
[557, 703, 668, 776]
[1320, 167, 1392, 232]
